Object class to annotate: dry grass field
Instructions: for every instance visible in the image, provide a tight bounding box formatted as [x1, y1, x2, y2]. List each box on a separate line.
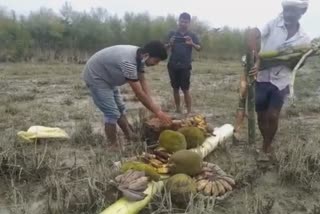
[0, 57, 319, 214]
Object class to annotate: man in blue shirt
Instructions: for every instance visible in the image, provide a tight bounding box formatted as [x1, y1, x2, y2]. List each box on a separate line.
[165, 12, 201, 115]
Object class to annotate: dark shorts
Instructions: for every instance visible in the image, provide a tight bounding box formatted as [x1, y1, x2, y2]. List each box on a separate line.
[255, 82, 289, 112]
[167, 63, 191, 91]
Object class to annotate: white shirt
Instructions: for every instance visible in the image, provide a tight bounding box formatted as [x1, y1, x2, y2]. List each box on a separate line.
[257, 14, 311, 91]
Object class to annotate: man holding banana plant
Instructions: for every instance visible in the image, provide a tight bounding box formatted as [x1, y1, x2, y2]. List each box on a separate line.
[251, 0, 311, 161]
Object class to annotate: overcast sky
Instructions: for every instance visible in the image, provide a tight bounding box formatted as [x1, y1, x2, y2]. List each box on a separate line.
[1, 0, 319, 39]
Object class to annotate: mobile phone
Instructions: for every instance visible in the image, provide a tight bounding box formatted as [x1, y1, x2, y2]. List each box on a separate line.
[174, 36, 186, 43]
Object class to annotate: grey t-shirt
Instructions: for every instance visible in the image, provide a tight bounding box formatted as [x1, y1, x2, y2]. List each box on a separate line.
[83, 45, 144, 88]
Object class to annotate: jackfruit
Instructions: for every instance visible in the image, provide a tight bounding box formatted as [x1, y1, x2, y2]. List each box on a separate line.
[159, 130, 187, 153]
[178, 127, 205, 149]
[168, 150, 202, 176]
[165, 173, 196, 208]
[121, 161, 160, 181]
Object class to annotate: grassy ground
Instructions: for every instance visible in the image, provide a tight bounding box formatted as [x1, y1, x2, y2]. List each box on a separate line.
[0, 58, 319, 214]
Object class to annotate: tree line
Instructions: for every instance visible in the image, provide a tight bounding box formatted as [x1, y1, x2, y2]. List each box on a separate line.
[0, 2, 250, 63]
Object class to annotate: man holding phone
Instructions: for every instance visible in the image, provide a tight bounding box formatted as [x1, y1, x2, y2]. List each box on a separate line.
[165, 12, 201, 115]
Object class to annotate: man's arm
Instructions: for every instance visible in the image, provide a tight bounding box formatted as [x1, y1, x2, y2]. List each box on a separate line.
[127, 80, 172, 124]
[138, 72, 152, 96]
[127, 80, 159, 113]
[121, 61, 156, 110]
[192, 43, 201, 51]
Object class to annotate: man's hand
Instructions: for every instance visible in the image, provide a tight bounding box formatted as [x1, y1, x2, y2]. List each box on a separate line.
[248, 65, 258, 79]
[156, 110, 172, 125]
[185, 36, 201, 51]
[248, 59, 260, 79]
[185, 36, 194, 45]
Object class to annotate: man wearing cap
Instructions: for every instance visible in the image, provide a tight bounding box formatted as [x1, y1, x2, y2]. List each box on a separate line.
[252, 0, 311, 160]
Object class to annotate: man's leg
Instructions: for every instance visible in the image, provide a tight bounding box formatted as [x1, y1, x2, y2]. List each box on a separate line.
[262, 85, 288, 153]
[257, 111, 269, 142]
[183, 90, 192, 115]
[168, 65, 181, 113]
[173, 88, 182, 113]
[181, 69, 192, 115]
[255, 82, 270, 151]
[234, 73, 248, 134]
[263, 108, 281, 153]
[104, 122, 118, 145]
[114, 88, 136, 141]
[88, 86, 121, 148]
[117, 115, 138, 142]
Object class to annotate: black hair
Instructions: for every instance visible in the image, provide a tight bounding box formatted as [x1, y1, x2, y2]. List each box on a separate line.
[179, 12, 191, 21]
[142, 40, 167, 60]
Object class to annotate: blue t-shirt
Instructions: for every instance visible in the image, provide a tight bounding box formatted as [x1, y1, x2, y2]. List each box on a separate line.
[166, 30, 200, 68]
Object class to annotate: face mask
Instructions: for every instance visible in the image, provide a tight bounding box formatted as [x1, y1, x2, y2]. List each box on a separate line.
[141, 56, 149, 65]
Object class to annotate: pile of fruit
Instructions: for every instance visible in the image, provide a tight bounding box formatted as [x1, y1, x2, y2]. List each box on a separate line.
[111, 114, 236, 205]
[143, 114, 213, 145]
[174, 114, 213, 134]
[113, 151, 235, 202]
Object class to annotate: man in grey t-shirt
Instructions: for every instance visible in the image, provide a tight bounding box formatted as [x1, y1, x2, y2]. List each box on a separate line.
[83, 41, 172, 149]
